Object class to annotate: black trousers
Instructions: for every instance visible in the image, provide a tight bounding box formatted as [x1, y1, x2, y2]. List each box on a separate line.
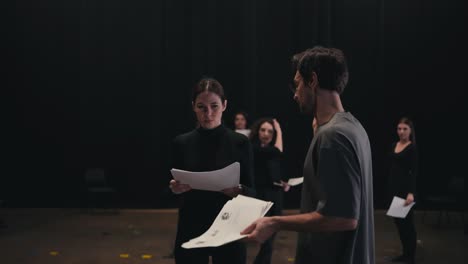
[393, 210, 417, 259]
[254, 188, 283, 264]
[174, 240, 246, 264]
[253, 232, 277, 264]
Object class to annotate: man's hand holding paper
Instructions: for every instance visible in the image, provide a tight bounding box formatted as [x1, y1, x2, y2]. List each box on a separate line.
[181, 195, 273, 248]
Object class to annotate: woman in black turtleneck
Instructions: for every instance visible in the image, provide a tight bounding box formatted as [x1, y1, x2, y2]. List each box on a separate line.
[169, 77, 255, 264]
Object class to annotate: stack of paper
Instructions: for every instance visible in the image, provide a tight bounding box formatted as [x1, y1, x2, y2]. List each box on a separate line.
[171, 162, 240, 192]
[181, 195, 274, 249]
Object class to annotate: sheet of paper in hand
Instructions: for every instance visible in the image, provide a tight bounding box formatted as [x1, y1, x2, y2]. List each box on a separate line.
[273, 176, 304, 187]
[386, 196, 416, 218]
[181, 195, 274, 249]
[171, 162, 240, 192]
[286, 177, 304, 186]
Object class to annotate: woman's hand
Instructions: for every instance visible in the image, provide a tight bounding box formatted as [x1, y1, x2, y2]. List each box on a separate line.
[405, 193, 414, 206]
[280, 181, 290, 192]
[169, 179, 192, 194]
[273, 119, 282, 133]
[272, 119, 283, 152]
[222, 185, 243, 198]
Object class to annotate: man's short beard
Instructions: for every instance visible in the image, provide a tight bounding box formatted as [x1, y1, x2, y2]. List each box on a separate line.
[299, 102, 315, 115]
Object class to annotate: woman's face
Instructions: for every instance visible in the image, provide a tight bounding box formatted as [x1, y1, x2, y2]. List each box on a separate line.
[258, 122, 274, 146]
[397, 123, 411, 141]
[193, 91, 226, 129]
[234, 114, 247, 130]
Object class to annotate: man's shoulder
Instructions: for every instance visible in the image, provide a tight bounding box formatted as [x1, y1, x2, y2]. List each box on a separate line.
[318, 121, 369, 151]
[330, 113, 368, 138]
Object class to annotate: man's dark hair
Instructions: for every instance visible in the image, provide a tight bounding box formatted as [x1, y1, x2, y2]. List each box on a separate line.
[292, 46, 349, 94]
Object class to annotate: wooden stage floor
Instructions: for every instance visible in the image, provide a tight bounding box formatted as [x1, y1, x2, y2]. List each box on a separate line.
[0, 208, 466, 264]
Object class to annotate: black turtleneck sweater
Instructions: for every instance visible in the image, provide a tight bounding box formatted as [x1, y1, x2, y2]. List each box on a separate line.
[252, 141, 285, 188]
[171, 124, 255, 243]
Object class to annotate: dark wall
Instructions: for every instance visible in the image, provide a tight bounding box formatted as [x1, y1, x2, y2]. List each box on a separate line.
[5, 0, 466, 208]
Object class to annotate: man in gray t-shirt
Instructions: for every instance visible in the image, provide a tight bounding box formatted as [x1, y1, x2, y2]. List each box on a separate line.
[296, 112, 374, 264]
[242, 46, 375, 264]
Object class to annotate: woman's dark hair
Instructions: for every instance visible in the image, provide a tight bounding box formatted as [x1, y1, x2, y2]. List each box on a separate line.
[294, 46, 349, 94]
[398, 116, 416, 144]
[192, 77, 226, 102]
[249, 117, 277, 146]
[234, 111, 249, 126]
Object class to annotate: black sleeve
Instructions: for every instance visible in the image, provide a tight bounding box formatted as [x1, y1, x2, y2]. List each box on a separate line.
[170, 137, 183, 171]
[408, 144, 418, 195]
[170, 138, 184, 183]
[261, 146, 285, 183]
[162, 137, 182, 199]
[239, 139, 256, 197]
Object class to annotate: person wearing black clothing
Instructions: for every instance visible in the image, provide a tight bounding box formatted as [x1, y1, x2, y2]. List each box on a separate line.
[388, 117, 418, 264]
[169, 77, 255, 264]
[249, 117, 289, 264]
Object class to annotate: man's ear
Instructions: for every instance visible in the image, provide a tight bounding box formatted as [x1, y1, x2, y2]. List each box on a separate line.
[308, 71, 318, 87]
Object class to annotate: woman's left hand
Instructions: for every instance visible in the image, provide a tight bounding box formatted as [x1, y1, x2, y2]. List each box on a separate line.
[405, 193, 414, 206]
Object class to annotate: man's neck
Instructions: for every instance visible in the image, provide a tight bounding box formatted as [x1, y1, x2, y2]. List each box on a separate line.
[315, 90, 344, 126]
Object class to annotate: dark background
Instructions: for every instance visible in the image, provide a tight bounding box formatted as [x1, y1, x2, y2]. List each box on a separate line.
[4, 0, 466, 209]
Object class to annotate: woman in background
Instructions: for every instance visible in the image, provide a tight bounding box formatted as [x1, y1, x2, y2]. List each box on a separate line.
[388, 117, 418, 264]
[233, 111, 251, 137]
[249, 117, 289, 264]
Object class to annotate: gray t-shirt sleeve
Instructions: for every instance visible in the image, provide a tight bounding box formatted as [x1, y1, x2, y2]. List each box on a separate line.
[316, 140, 361, 219]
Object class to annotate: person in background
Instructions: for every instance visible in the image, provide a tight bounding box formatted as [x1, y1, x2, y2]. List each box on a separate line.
[233, 111, 251, 137]
[387, 117, 418, 264]
[241, 46, 375, 264]
[169, 77, 255, 264]
[249, 117, 289, 264]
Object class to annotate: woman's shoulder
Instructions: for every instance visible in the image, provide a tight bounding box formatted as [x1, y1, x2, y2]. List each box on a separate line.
[173, 129, 198, 144]
[407, 142, 417, 152]
[226, 128, 250, 143]
[221, 128, 251, 149]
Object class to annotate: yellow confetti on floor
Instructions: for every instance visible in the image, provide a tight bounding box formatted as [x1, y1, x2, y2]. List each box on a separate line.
[141, 254, 152, 259]
[287, 257, 295, 262]
[49, 251, 59, 256]
[119, 253, 130, 258]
